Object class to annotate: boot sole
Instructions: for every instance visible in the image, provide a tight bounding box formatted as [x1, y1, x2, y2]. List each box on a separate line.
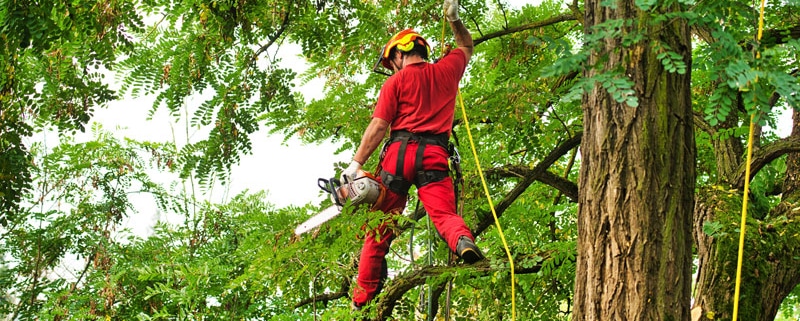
[460, 248, 483, 264]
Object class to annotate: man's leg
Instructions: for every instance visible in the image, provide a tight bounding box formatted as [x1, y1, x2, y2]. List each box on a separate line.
[352, 175, 406, 307]
[416, 146, 483, 262]
[417, 177, 474, 250]
[352, 223, 394, 307]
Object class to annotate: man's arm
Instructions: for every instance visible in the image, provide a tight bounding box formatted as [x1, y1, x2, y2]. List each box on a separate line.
[353, 117, 390, 165]
[450, 19, 473, 63]
[444, 0, 473, 63]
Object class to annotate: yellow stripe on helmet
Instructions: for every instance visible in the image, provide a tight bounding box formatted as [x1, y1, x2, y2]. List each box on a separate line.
[379, 29, 431, 70]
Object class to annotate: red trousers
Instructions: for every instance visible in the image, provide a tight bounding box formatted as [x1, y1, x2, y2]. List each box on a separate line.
[352, 141, 475, 307]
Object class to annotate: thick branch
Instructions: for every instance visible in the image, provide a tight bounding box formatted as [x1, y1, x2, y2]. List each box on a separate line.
[473, 13, 578, 46]
[693, 112, 713, 136]
[693, 23, 800, 49]
[473, 133, 582, 236]
[759, 24, 800, 48]
[568, 0, 585, 25]
[370, 252, 561, 321]
[293, 249, 565, 319]
[734, 135, 800, 189]
[486, 166, 578, 202]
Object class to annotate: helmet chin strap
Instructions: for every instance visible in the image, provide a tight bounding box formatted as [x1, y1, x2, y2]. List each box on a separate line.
[372, 53, 403, 76]
[371, 50, 410, 77]
[392, 55, 403, 72]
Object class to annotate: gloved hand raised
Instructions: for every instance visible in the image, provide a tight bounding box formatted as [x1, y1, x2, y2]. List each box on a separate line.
[341, 160, 362, 183]
[444, 0, 459, 22]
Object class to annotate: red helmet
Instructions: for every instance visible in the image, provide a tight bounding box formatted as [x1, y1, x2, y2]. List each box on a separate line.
[378, 29, 431, 70]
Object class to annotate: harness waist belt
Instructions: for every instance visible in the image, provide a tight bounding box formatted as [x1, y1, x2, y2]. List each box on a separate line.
[389, 131, 449, 148]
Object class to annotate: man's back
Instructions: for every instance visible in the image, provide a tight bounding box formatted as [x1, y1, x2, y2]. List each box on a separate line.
[373, 48, 468, 135]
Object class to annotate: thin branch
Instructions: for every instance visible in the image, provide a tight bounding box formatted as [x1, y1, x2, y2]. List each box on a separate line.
[473, 13, 578, 46]
[294, 289, 348, 309]
[251, 6, 292, 64]
[293, 262, 354, 308]
[486, 166, 578, 202]
[495, 0, 509, 30]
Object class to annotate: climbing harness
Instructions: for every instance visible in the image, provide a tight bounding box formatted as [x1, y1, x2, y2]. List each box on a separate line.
[378, 130, 452, 195]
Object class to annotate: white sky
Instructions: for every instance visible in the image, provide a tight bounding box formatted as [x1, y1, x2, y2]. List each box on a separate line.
[79, 42, 344, 236]
[95, 43, 341, 208]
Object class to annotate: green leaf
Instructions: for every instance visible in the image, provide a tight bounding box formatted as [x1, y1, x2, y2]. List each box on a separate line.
[703, 221, 725, 237]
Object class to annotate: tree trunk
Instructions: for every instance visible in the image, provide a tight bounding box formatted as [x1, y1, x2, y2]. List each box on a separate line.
[692, 108, 800, 321]
[574, 1, 694, 320]
[784, 109, 800, 201]
[692, 193, 800, 321]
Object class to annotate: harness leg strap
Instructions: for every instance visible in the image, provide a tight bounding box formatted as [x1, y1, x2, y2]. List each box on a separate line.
[381, 136, 413, 195]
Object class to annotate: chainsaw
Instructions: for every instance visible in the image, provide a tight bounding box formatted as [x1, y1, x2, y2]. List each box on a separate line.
[294, 171, 386, 235]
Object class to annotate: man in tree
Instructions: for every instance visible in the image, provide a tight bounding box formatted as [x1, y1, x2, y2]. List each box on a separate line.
[341, 0, 482, 309]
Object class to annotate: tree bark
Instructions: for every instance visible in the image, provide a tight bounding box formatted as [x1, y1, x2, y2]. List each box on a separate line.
[692, 105, 800, 321]
[782, 109, 800, 201]
[574, 1, 694, 320]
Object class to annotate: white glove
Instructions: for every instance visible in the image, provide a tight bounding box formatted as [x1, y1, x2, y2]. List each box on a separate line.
[341, 160, 362, 183]
[444, 0, 459, 22]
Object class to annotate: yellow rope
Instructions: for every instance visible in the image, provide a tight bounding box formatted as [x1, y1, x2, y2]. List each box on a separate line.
[441, 17, 516, 319]
[457, 92, 517, 320]
[732, 1, 766, 320]
[732, 115, 755, 321]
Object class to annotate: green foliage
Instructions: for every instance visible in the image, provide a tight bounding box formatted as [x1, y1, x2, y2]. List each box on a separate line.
[692, 0, 800, 127]
[0, 125, 175, 319]
[1, 0, 144, 217]
[654, 44, 687, 74]
[0, 123, 32, 225]
[705, 86, 737, 126]
[702, 220, 726, 238]
[599, 72, 639, 107]
[2, 0, 799, 320]
[117, 0, 303, 187]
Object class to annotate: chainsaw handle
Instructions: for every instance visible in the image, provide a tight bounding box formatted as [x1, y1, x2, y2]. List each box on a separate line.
[318, 177, 345, 207]
[317, 178, 339, 194]
[317, 178, 330, 193]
